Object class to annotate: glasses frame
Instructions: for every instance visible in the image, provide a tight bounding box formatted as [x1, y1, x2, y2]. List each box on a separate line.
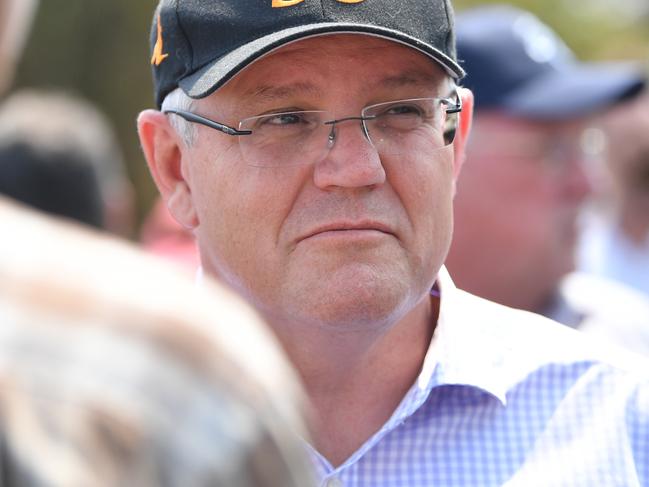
[164, 92, 463, 142]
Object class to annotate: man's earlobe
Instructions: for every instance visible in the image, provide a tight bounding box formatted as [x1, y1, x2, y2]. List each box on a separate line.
[167, 181, 199, 229]
[137, 110, 199, 229]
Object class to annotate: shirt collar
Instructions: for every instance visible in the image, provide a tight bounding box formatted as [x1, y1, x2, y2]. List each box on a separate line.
[425, 266, 510, 405]
[390, 266, 510, 427]
[334, 266, 510, 472]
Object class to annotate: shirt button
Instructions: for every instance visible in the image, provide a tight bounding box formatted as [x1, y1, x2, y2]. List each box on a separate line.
[325, 477, 343, 487]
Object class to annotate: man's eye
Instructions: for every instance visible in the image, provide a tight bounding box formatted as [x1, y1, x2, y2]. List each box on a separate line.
[383, 104, 424, 116]
[262, 113, 305, 126]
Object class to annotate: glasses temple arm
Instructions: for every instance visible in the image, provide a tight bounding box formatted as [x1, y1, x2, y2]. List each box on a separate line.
[163, 109, 252, 136]
[444, 94, 463, 114]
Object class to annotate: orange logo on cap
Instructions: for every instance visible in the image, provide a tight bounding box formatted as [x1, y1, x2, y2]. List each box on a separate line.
[151, 14, 169, 66]
[272, 0, 305, 6]
[272, 0, 364, 7]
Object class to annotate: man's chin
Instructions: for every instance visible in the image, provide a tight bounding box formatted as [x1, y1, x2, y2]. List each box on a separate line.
[275, 273, 412, 332]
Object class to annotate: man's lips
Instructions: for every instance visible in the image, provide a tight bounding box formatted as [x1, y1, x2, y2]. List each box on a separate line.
[297, 221, 396, 243]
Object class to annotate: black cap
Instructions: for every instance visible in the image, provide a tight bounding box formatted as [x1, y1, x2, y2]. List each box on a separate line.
[456, 5, 646, 119]
[149, 0, 465, 109]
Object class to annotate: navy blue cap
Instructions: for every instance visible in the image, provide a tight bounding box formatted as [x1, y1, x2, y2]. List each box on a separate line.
[456, 5, 646, 119]
[150, 0, 465, 109]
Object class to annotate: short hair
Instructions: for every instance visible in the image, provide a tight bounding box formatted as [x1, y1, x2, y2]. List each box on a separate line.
[0, 198, 314, 486]
[162, 88, 197, 147]
[0, 90, 130, 229]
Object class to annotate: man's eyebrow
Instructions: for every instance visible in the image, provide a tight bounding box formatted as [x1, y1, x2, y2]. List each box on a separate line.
[242, 82, 324, 103]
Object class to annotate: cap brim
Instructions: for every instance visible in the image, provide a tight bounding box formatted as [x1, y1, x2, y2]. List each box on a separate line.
[179, 23, 465, 101]
[504, 63, 646, 119]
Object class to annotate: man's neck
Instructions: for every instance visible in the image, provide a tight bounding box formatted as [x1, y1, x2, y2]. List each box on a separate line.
[271, 296, 437, 467]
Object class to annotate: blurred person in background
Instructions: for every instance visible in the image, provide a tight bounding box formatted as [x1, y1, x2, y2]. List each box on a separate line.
[0, 0, 37, 95]
[0, 197, 313, 487]
[446, 5, 649, 354]
[140, 196, 200, 268]
[579, 90, 649, 296]
[0, 89, 135, 237]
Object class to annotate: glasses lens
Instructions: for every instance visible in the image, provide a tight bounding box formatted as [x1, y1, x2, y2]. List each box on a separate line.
[236, 99, 459, 167]
[239, 111, 330, 167]
[363, 98, 456, 156]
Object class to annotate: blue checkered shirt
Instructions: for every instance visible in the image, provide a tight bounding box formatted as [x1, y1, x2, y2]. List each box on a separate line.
[308, 268, 649, 487]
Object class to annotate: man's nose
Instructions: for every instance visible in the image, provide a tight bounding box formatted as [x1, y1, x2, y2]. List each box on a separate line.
[313, 120, 386, 190]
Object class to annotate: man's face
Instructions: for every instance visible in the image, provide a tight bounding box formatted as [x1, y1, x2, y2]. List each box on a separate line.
[170, 35, 465, 330]
[447, 113, 592, 306]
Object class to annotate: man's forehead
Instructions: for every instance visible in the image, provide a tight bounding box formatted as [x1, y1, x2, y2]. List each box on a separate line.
[241, 70, 447, 103]
[215, 34, 448, 102]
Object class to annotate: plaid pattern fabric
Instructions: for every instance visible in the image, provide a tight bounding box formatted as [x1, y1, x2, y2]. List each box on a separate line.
[309, 268, 649, 487]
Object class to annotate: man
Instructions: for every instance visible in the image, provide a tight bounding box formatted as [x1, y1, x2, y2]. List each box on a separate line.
[446, 5, 649, 354]
[579, 91, 649, 297]
[139, 1, 649, 485]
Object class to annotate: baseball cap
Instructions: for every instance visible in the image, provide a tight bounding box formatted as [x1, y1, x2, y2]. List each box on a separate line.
[149, 0, 465, 109]
[456, 5, 646, 119]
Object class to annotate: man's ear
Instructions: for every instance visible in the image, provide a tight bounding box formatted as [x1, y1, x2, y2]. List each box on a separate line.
[137, 110, 199, 230]
[451, 87, 474, 189]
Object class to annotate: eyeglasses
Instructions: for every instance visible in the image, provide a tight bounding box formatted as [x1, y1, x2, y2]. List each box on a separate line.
[164, 94, 462, 168]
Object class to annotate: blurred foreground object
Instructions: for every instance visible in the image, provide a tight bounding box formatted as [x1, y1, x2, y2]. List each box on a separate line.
[579, 91, 649, 297]
[0, 0, 37, 94]
[0, 197, 313, 487]
[447, 5, 649, 353]
[0, 90, 135, 236]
